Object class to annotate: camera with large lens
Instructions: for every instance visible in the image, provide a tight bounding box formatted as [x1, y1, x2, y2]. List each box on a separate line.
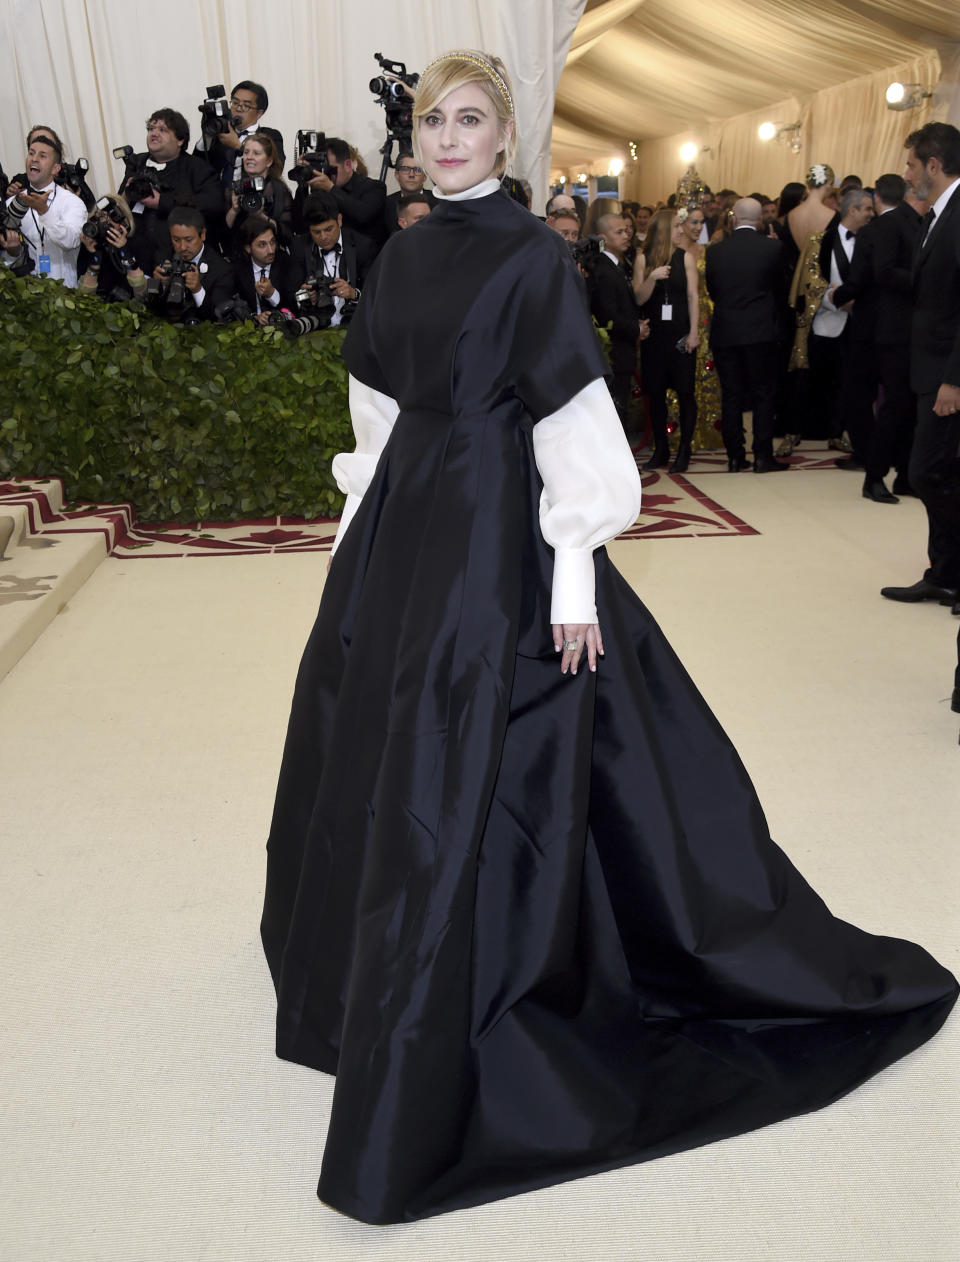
[265, 308, 325, 339]
[81, 196, 129, 244]
[370, 53, 419, 148]
[57, 157, 94, 209]
[231, 175, 267, 213]
[570, 234, 603, 275]
[113, 145, 163, 204]
[294, 273, 337, 325]
[213, 296, 254, 323]
[287, 130, 335, 185]
[1, 190, 31, 234]
[199, 84, 238, 137]
[145, 255, 194, 306]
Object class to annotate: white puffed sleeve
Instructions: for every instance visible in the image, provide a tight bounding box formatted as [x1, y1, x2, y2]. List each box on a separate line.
[532, 377, 643, 624]
[330, 374, 400, 553]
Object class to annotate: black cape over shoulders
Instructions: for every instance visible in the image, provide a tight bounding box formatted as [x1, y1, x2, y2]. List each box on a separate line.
[261, 189, 957, 1224]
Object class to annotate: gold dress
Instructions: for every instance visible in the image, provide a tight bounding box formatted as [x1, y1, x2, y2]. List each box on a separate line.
[667, 252, 723, 450]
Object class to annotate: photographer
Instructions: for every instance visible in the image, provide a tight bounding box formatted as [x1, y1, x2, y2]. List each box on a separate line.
[118, 109, 222, 256]
[2, 130, 86, 285]
[223, 135, 293, 255]
[546, 207, 581, 245]
[77, 194, 149, 301]
[293, 136, 386, 254]
[196, 80, 285, 190]
[290, 191, 373, 328]
[148, 206, 233, 322]
[384, 150, 434, 236]
[233, 215, 302, 319]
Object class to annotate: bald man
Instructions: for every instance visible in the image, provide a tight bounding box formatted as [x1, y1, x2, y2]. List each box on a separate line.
[588, 212, 642, 432]
[705, 197, 788, 471]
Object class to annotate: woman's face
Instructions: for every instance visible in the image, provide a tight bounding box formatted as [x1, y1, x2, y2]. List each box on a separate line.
[418, 82, 509, 195]
[671, 218, 685, 246]
[242, 141, 270, 176]
[683, 209, 704, 240]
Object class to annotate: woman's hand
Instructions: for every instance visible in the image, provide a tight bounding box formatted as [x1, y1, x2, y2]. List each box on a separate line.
[685, 330, 700, 353]
[650, 264, 670, 281]
[552, 623, 604, 676]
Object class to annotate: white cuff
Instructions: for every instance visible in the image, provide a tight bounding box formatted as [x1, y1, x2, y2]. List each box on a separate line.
[550, 549, 597, 625]
[331, 492, 363, 554]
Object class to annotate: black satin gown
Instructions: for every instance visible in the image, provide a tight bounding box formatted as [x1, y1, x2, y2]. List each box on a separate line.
[261, 189, 957, 1224]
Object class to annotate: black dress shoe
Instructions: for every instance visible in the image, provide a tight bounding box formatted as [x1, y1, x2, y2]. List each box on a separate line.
[670, 442, 692, 474]
[727, 455, 751, 471]
[952, 688, 960, 714]
[834, 456, 865, 471]
[880, 579, 959, 603]
[643, 445, 670, 470]
[862, 480, 900, 504]
[753, 455, 790, 473]
[891, 475, 916, 496]
[952, 602, 960, 616]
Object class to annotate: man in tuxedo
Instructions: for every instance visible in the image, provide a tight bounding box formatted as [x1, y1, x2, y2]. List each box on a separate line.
[296, 137, 387, 256]
[881, 122, 960, 610]
[148, 206, 234, 322]
[588, 213, 644, 433]
[397, 194, 432, 229]
[705, 198, 787, 472]
[546, 208, 580, 244]
[383, 151, 435, 236]
[290, 192, 374, 329]
[195, 81, 285, 192]
[807, 187, 874, 449]
[831, 174, 921, 502]
[233, 215, 302, 319]
[119, 109, 223, 258]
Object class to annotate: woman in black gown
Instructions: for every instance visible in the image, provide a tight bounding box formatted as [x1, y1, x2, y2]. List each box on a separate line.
[261, 51, 957, 1225]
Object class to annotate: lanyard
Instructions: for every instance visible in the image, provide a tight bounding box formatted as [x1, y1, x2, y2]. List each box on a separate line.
[30, 185, 56, 251]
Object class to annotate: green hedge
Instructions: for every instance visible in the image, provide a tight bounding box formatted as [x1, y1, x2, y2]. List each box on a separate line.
[0, 267, 352, 522]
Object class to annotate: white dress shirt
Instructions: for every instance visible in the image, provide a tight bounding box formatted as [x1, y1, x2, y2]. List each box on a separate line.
[813, 225, 857, 338]
[3, 182, 86, 287]
[330, 178, 643, 625]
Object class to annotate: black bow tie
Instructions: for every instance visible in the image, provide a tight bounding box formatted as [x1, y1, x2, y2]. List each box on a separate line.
[845, 229, 856, 240]
[323, 243, 341, 256]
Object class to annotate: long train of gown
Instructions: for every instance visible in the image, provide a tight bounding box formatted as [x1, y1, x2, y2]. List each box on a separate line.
[262, 190, 955, 1223]
[261, 400, 956, 1224]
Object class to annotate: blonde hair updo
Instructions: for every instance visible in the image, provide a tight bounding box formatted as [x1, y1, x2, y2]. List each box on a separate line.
[412, 50, 518, 181]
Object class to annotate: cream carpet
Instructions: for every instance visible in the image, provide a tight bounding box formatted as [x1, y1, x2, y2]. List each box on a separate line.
[1, 468, 957, 1262]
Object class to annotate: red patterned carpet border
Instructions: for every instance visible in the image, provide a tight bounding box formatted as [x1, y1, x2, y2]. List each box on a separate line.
[2, 470, 759, 558]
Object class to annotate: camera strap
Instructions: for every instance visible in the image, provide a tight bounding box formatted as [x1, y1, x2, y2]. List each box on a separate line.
[30, 184, 56, 252]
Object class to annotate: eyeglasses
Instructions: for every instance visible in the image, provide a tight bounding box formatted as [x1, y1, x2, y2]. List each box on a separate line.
[230, 98, 258, 112]
[396, 165, 422, 175]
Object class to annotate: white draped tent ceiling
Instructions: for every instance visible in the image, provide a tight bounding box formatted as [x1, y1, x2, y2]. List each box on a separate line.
[554, 0, 960, 201]
[0, 0, 957, 212]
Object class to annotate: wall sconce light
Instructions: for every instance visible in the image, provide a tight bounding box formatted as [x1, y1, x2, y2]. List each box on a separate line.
[608, 158, 624, 177]
[885, 82, 932, 111]
[758, 121, 802, 154]
[576, 172, 588, 184]
[679, 142, 698, 164]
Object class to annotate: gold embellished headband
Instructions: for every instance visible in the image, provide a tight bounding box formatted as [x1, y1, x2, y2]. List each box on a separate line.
[421, 51, 515, 116]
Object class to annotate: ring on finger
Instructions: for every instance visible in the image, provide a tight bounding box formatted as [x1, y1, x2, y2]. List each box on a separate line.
[563, 639, 579, 651]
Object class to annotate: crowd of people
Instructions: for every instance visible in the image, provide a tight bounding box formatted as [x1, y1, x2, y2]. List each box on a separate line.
[2, 94, 959, 627]
[0, 82, 436, 333]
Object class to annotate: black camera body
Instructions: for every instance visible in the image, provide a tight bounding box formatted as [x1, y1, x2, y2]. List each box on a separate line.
[82, 196, 129, 244]
[231, 175, 267, 213]
[146, 255, 195, 306]
[114, 146, 164, 204]
[57, 157, 94, 209]
[370, 53, 418, 149]
[287, 131, 336, 185]
[199, 84, 239, 137]
[0, 190, 31, 234]
[294, 273, 338, 323]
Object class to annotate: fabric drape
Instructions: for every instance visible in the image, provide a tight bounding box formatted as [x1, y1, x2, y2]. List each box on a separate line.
[0, 0, 585, 214]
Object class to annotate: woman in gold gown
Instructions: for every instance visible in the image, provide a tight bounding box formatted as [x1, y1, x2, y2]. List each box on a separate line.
[667, 205, 723, 452]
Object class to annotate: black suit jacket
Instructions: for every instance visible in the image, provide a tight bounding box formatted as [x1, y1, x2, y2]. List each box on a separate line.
[290, 226, 375, 294]
[817, 216, 852, 287]
[835, 204, 921, 346]
[704, 227, 784, 347]
[198, 125, 286, 189]
[911, 184, 960, 392]
[589, 254, 639, 373]
[329, 172, 388, 253]
[233, 250, 303, 313]
[119, 151, 223, 254]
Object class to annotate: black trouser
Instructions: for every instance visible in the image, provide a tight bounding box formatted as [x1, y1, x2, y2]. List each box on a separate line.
[874, 343, 916, 479]
[909, 393, 960, 589]
[642, 333, 696, 447]
[839, 338, 877, 465]
[712, 342, 778, 461]
[608, 349, 636, 430]
[808, 329, 848, 440]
